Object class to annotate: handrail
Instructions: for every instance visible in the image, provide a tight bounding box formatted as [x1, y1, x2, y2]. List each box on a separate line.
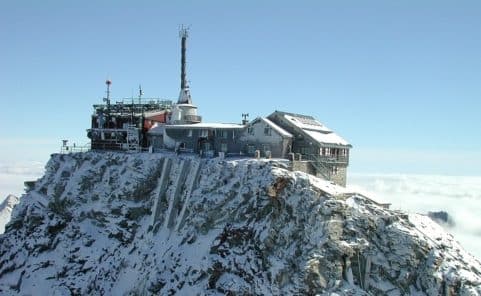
[95, 98, 173, 105]
[308, 154, 331, 180]
[60, 144, 90, 154]
[304, 154, 348, 164]
[318, 155, 348, 163]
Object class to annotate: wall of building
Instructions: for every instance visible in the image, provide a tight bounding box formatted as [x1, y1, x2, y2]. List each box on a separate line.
[325, 165, 347, 187]
[239, 119, 291, 158]
[291, 161, 316, 176]
[150, 135, 164, 151]
[162, 128, 243, 156]
[267, 113, 316, 155]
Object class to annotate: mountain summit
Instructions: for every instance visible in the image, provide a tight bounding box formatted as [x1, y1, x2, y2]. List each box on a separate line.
[0, 152, 479, 295]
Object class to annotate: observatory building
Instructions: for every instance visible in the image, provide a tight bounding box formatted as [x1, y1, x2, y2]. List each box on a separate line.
[86, 28, 352, 186]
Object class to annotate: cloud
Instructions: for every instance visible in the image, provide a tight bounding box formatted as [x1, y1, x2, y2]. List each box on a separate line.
[0, 162, 45, 202]
[348, 173, 481, 260]
[350, 148, 481, 175]
[0, 162, 45, 176]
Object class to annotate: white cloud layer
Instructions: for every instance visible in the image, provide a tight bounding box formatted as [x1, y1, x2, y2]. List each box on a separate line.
[348, 173, 481, 260]
[0, 162, 45, 202]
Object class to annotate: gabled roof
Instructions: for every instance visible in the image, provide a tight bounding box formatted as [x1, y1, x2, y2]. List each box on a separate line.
[303, 130, 350, 146]
[269, 110, 351, 147]
[273, 111, 331, 133]
[249, 117, 293, 138]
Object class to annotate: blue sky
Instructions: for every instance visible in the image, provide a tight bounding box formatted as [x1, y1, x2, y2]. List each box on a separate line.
[1, 1, 481, 175]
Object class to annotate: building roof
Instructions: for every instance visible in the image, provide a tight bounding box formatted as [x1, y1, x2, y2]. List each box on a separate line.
[269, 110, 351, 147]
[304, 130, 350, 146]
[282, 113, 332, 133]
[256, 117, 293, 138]
[148, 123, 165, 135]
[149, 122, 244, 135]
[165, 122, 245, 129]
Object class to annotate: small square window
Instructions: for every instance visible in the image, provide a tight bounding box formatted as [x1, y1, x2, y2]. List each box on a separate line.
[264, 127, 271, 136]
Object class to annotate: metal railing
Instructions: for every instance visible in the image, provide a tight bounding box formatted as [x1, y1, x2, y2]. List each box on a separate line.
[317, 154, 349, 164]
[307, 154, 332, 180]
[60, 144, 91, 154]
[93, 99, 173, 115]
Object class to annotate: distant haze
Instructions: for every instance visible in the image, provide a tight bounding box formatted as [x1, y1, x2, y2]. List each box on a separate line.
[0, 161, 44, 201]
[348, 173, 481, 260]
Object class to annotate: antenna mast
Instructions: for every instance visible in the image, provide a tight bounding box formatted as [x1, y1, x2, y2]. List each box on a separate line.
[105, 79, 112, 125]
[180, 25, 189, 90]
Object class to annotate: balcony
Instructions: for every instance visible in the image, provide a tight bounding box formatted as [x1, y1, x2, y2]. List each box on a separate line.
[318, 155, 349, 164]
[304, 154, 349, 165]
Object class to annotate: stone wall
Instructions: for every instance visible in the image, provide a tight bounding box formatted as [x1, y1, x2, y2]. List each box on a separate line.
[328, 165, 347, 187]
[292, 161, 316, 176]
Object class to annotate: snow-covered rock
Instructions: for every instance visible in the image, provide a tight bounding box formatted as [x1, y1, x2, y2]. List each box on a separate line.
[0, 194, 19, 234]
[0, 151, 480, 295]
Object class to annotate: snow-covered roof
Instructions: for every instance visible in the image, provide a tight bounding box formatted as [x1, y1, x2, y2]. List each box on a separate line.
[258, 117, 292, 138]
[283, 114, 331, 133]
[144, 110, 168, 117]
[304, 130, 350, 146]
[148, 123, 165, 135]
[165, 122, 245, 129]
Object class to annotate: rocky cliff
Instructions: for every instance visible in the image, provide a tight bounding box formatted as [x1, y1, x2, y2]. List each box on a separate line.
[0, 195, 19, 234]
[0, 152, 480, 295]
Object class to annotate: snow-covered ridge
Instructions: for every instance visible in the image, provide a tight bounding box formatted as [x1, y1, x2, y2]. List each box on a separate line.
[0, 152, 480, 295]
[0, 194, 19, 234]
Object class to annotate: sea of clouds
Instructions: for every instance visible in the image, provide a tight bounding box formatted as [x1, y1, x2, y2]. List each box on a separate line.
[348, 173, 481, 260]
[0, 161, 45, 202]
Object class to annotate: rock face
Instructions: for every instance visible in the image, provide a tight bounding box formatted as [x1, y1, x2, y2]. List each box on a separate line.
[428, 211, 455, 227]
[0, 152, 480, 295]
[0, 194, 19, 234]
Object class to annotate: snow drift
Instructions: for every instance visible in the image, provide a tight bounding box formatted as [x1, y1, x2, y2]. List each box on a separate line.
[0, 152, 480, 295]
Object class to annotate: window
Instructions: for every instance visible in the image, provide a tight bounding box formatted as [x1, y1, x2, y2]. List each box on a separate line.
[300, 147, 309, 154]
[264, 126, 272, 136]
[202, 142, 211, 151]
[248, 127, 254, 135]
[247, 145, 256, 154]
[331, 166, 338, 175]
[187, 130, 192, 137]
[200, 129, 208, 137]
[221, 130, 229, 139]
[220, 143, 228, 152]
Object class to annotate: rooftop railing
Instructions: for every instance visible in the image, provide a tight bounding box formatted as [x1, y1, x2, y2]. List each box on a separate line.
[304, 154, 349, 164]
[60, 144, 91, 154]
